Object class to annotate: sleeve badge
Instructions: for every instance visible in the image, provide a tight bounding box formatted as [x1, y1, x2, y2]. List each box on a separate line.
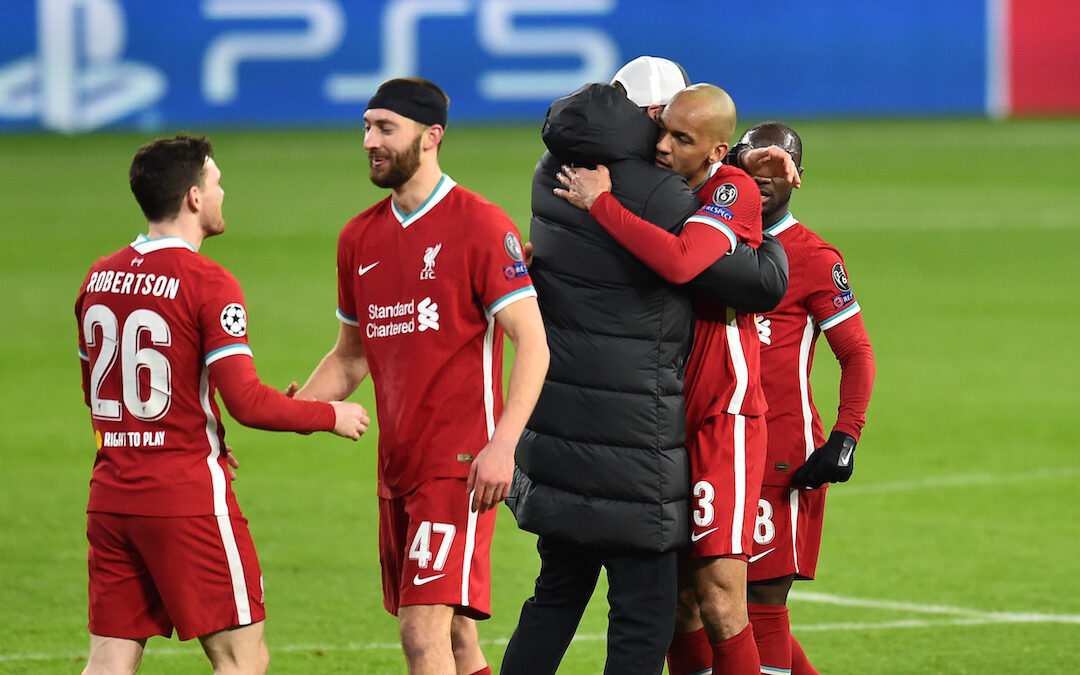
[831, 262, 851, 291]
[220, 303, 248, 337]
[504, 232, 524, 262]
[712, 182, 738, 207]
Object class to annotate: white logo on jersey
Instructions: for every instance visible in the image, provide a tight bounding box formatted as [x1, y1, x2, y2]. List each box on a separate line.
[357, 261, 379, 276]
[220, 303, 247, 337]
[420, 243, 441, 280]
[756, 315, 772, 345]
[130, 257, 144, 267]
[417, 297, 439, 331]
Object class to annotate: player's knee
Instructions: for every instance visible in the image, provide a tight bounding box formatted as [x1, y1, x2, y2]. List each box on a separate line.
[696, 588, 748, 639]
[450, 620, 481, 658]
[399, 618, 443, 664]
[83, 645, 142, 675]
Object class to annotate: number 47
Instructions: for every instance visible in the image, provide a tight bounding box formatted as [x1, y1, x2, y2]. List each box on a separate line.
[408, 521, 456, 571]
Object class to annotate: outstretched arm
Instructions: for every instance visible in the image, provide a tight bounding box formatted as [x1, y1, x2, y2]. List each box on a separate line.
[211, 354, 370, 440]
[555, 164, 733, 284]
[682, 234, 789, 313]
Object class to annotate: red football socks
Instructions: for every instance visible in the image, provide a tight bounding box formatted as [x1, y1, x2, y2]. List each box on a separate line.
[790, 635, 819, 675]
[667, 626, 712, 675]
[748, 602, 792, 673]
[712, 623, 760, 674]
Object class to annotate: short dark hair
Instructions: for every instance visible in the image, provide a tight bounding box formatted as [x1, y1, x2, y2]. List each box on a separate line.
[129, 134, 213, 222]
[745, 121, 802, 168]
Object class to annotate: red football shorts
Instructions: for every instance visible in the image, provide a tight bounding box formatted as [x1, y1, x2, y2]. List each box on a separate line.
[746, 484, 827, 582]
[686, 412, 767, 558]
[86, 512, 265, 641]
[378, 478, 495, 620]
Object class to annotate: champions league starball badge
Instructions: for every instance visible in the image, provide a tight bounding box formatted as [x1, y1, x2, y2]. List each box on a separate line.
[220, 303, 248, 337]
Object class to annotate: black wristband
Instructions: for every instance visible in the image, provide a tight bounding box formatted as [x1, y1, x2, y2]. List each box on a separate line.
[726, 142, 751, 168]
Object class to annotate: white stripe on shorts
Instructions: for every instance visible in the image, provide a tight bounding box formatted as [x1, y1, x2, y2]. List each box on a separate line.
[788, 487, 801, 576]
[215, 515, 252, 625]
[731, 415, 747, 554]
[461, 492, 479, 608]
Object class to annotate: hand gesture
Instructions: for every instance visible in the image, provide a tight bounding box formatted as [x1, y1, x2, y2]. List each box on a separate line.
[791, 431, 856, 489]
[741, 145, 801, 188]
[554, 164, 612, 211]
[329, 401, 371, 440]
[466, 439, 515, 513]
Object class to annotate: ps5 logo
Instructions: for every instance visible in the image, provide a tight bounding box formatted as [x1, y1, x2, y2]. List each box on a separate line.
[0, 0, 165, 133]
[325, 0, 618, 102]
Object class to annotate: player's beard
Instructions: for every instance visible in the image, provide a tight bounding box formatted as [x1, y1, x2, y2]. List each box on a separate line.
[369, 135, 422, 189]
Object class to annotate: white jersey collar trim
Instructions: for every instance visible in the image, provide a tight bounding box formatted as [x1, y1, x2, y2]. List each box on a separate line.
[392, 174, 457, 228]
[131, 234, 198, 254]
[765, 212, 798, 237]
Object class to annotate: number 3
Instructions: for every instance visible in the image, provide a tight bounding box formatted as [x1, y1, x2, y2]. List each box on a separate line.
[693, 480, 715, 527]
[83, 304, 172, 422]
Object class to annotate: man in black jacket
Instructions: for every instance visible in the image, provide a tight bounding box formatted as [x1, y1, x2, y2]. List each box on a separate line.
[502, 60, 790, 675]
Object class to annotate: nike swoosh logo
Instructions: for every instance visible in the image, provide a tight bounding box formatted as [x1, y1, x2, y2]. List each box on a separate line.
[690, 527, 719, 542]
[839, 448, 853, 466]
[357, 262, 379, 276]
[412, 573, 445, 586]
[749, 547, 776, 564]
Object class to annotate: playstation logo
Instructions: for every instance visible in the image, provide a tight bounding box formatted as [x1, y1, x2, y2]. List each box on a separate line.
[0, 0, 165, 133]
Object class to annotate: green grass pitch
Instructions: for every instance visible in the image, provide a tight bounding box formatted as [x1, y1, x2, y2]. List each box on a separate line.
[1, 117, 1078, 673]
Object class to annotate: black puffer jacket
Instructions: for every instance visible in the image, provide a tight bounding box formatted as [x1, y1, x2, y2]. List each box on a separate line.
[507, 83, 789, 553]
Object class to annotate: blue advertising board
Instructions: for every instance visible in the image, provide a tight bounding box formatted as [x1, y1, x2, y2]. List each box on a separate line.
[0, 0, 989, 133]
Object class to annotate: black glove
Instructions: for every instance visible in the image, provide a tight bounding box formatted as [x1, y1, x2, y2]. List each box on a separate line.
[791, 431, 856, 489]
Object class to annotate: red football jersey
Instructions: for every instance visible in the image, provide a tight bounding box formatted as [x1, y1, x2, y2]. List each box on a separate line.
[77, 236, 256, 517]
[757, 213, 870, 485]
[336, 175, 537, 499]
[683, 164, 768, 428]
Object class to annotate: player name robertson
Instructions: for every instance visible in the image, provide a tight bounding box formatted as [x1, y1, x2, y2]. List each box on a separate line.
[85, 270, 180, 300]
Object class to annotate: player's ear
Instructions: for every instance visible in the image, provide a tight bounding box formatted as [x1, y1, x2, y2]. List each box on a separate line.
[708, 141, 730, 166]
[423, 124, 444, 152]
[185, 185, 201, 213]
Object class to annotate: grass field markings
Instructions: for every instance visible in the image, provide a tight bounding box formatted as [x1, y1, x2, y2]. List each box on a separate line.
[828, 466, 1080, 498]
[790, 590, 1080, 625]
[791, 616, 1063, 632]
[8, 594, 1080, 668]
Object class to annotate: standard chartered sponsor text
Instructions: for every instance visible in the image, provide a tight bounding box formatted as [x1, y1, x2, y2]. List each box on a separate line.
[368, 299, 416, 338]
